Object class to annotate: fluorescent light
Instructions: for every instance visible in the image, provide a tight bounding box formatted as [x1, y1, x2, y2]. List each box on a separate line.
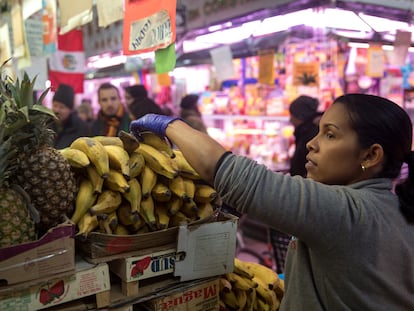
[348, 42, 414, 52]
[313, 9, 372, 32]
[253, 9, 312, 36]
[196, 24, 254, 44]
[182, 40, 218, 53]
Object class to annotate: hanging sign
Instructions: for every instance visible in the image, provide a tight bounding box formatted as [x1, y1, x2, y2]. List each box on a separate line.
[366, 44, 384, 78]
[209, 45, 235, 82]
[292, 62, 319, 86]
[258, 49, 275, 85]
[123, 0, 177, 55]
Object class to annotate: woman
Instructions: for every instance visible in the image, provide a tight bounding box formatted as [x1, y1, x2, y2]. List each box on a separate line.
[130, 94, 414, 310]
[179, 94, 208, 134]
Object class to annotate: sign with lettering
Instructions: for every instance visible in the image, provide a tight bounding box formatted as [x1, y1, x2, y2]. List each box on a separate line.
[123, 0, 176, 55]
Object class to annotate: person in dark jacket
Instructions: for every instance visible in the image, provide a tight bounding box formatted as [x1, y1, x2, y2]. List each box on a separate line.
[51, 84, 90, 149]
[90, 83, 130, 136]
[288, 95, 321, 177]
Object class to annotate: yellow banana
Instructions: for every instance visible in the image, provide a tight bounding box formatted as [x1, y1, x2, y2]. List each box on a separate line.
[155, 203, 170, 230]
[256, 296, 272, 311]
[97, 214, 113, 234]
[136, 224, 150, 234]
[118, 130, 140, 154]
[234, 258, 255, 280]
[225, 272, 258, 292]
[196, 202, 215, 220]
[152, 182, 172, 202]
[71, 137, 109, 178]
[246, 287, 257, 311]
[114, 224, 130, 235]
[219, 276, 232, 293]
[129, 213, 147, 232]
[89, 189, 122, 215]
[179, 198, 198, 219]
[139, 131, 175, 158]
[183, 178, 196, 199]
[71, 178, 97, 224]
[166, 195, 183, 216]
[86, 165, 104, 194]
[129, 151, 145, 178]
[117, 202, 137, 226]
[140, 196, 157, 230]
[104, 145, 131, 179]
[242, 261, 280, 290]
[220, 290, 239, 310]
[77, 213, 99, 237]
[168, 176, 189, 201]
[253, 276, 279, 311]
[168, 211, 190, 227]
[173, 150, 201, 180]
[91, 136, 124, 148]
[235, 288, 248, 310]
[140, 165, 157, 199]
[122, 177, 142, 214]
[137, 143, 179, 179]
[104, 169, 130, 193]
[106, 211, 118, 232]
[59, 148, 90, 168]
[194, 184, 218, 203]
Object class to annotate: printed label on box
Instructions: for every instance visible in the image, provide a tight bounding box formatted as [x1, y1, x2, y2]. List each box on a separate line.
[126, 249, 176, 282]
[150, 278, 219, 311]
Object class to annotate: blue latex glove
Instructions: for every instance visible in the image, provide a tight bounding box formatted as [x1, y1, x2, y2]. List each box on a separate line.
[130, 113, 181, 138]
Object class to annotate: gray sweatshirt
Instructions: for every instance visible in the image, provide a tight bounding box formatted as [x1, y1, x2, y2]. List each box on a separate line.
[215, 154, 414, 310]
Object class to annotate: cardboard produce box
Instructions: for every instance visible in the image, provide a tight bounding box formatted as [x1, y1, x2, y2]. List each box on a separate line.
[0, 221, 75, 286]
[76, 212, 238, 264]
[108, 212, 237, 298]
[142, 278, 220, 311]
[0, 257, 110, 311]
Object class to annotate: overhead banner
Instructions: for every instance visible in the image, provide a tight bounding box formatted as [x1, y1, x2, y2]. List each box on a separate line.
[123, 0, 177, 55]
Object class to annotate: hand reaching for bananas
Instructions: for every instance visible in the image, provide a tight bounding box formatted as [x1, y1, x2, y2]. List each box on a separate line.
[130, 114, 182, 138]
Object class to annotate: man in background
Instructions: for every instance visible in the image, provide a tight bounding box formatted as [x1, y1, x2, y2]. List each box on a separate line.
[90, 82, 130, 136]
[51, 84, 90, 149]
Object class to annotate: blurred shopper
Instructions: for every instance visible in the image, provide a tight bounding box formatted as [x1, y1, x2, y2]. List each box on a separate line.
[51, 84, 90, 149]
[270, 95, 322, 274]
[289, 95, 321, 177]
[90, 82, 130, 136]
[128, 96, 164, 120]
[124, 84, 148, 107]
[179, 94, 208, 134]
[76, 99, 94, 131]
[130, 93, 414, 310]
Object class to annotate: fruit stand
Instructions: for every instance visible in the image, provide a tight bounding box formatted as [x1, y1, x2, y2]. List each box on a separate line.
[0, 68, 284, 310]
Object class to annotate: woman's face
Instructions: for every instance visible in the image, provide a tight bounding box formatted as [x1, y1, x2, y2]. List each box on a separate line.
[124, 92, 134, 107]
[306, 103, 367, 185]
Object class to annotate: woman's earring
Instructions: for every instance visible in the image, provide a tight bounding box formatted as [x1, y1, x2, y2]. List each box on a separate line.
[361, 164, 366, 172]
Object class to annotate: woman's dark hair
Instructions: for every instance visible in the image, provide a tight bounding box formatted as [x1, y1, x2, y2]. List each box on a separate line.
[334, 93, 414, 221]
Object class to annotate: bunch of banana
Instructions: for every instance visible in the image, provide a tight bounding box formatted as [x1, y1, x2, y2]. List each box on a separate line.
[219, 258, 284, 311]
[62, 130, 221, 237]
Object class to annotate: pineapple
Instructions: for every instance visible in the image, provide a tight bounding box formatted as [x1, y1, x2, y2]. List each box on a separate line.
[0, 61, 76, 235]
[0, 129, 37, 247]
